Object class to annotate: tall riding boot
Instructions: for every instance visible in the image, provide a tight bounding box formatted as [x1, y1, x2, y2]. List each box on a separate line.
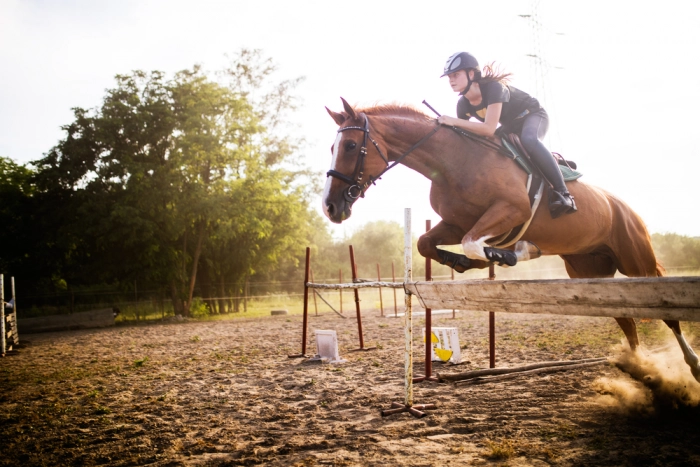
[529, 148, 577, 219]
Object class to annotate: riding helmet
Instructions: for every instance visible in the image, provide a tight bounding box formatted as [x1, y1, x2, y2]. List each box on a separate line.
[441, 51, 479, 77]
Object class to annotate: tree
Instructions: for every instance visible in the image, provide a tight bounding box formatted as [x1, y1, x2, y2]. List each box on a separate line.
[651, 233, 700, 271]
[31, 50, 317, 315]
[0, 157, 36, 275]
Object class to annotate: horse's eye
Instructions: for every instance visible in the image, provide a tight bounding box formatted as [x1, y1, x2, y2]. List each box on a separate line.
[345, 141, 357, 151]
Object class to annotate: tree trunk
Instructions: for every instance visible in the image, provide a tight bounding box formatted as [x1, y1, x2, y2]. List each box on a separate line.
[170, 281, 184, 316]
[199, 259, 213, 313]
[184, 221, 207, 316]
[218, 276, 227, 314]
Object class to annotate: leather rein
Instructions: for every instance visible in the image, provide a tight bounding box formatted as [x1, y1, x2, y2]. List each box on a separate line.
[326, 113, 442, 203]
[326, 112, 513, 203]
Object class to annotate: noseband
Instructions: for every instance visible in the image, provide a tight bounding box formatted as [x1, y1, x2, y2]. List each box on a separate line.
[326, 113, 442, 203]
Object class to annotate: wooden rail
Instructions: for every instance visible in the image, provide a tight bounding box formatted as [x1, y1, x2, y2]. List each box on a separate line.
[405, 276, 700, 322]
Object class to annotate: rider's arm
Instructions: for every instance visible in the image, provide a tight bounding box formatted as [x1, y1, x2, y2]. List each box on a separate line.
[437, 102, 502, 137]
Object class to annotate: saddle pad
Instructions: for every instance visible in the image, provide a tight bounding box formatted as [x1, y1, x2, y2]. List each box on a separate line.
[501, 137, 583, 181]
[559, 164, 583, 182]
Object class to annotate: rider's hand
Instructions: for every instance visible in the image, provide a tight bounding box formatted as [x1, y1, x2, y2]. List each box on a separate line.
[437, 115, 454, 126]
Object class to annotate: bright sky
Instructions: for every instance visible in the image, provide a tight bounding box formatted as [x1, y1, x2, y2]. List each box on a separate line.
[2, 0, 699, 239]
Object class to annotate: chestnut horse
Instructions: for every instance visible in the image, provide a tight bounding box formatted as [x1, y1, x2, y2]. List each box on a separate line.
[323, 98, 700, 382]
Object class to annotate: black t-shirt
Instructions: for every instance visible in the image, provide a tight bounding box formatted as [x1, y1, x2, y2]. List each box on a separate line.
[456, 81, 541, 130]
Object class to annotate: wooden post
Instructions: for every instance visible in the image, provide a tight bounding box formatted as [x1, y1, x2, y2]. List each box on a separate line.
[339, 269, 343, 314]
[451, 268, 456, 319]
[1, 274, 5, 356]
[11, 277, 18, 346]
[381, 208, 436, 417]
[404, 211, 413, 405]
[414, 220, 437, 383]
[376, 263, 384, 317]
[311, 269, 318, 316]
[489, 264, 496, 369]
[288, 247, 310, 358]
[244, 277, 249, 313]
[349, 245, 371, 350]
[392, 261, 398, 318]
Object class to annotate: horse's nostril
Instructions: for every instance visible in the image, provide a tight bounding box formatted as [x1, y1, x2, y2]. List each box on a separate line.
[327, 202, 335, 217]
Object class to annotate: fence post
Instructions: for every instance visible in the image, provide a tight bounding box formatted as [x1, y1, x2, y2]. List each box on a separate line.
[339, 269, 343, 314]
[1, 274, 5, 356]
[288, 247, 311, 358]
[376, 263, 384, 317]
[489, 263, 496, 368]
[392, 261, 398, 317]
[244, 277, 249, 313]
[451, 268, 456, 318]
[11, 277, 18, 346]
[311, 269, 318, 316]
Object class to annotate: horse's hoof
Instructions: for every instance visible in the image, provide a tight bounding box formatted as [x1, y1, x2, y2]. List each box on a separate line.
[438, 251, 472, 273]
[484, 247, 517, 267]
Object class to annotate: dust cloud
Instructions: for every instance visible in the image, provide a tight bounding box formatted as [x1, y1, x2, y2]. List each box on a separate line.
[592, 336, 700, 415]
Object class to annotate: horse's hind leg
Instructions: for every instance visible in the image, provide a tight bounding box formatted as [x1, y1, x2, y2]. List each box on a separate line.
[664, 320, 700, 381]
[608, 217, 700, 381]
[561, 252, 640, 350]
[417, 221, 491, 273]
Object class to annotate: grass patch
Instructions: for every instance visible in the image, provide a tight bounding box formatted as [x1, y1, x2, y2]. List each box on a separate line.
[94, 405, 111, 415]
[133, 357, 149, 368]
[483, 438, 515, 460]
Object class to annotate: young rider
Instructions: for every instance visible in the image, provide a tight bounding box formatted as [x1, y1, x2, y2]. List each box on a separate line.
[437, 51, 576, 218]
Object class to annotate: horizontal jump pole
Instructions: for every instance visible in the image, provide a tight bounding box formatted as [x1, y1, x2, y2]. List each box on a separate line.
[307, 281, 404, 290]
[405, 276, 700, 322]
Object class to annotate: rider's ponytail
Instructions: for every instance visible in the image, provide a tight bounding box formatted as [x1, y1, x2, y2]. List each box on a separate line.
[478, 62, 512, 85]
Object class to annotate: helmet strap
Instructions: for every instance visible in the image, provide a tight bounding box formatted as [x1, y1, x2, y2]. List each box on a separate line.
[459, 69, 478, 96]
[460, 76, 473, 96]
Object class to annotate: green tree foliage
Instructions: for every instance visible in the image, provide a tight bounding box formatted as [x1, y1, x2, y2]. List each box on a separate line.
[652, 233, 700, 271]
[0, 157, 36, 274]
[28, 50, 317, 315]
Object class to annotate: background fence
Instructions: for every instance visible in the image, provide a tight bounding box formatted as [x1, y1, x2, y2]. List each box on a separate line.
[9, 260, 699, 323]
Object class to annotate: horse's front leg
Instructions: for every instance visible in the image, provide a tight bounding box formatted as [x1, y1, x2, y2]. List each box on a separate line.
[461, 201, 533, 266]
[416, 221, 490, 273]
[664, 320, 700, 382]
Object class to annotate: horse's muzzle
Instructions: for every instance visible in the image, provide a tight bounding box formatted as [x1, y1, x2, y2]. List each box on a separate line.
[324, 197, 352, 224]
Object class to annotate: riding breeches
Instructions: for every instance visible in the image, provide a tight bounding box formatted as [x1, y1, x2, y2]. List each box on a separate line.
[519, 110, 568, 193]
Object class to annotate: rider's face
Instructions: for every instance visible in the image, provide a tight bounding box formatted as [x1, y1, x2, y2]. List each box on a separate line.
[447, 70, 469, 93]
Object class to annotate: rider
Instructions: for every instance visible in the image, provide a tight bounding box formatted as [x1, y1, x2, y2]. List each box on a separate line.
[437, 51, 576, 218]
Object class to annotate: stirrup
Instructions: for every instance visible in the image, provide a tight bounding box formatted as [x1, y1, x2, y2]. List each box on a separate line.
[549, 190, 577, 219]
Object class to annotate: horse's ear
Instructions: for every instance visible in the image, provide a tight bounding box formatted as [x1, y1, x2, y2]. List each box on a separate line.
[326, 106, 346, 126]
[340, 97, 358, 120]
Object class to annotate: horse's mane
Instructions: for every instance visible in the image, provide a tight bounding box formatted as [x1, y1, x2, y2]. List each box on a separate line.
[355, 103, 432, 122]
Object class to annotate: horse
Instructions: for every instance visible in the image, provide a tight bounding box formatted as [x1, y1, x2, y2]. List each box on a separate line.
[322, 97, 700, 382]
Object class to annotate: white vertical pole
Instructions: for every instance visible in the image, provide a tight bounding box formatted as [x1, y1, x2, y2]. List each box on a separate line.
[403, 208, 413, 407]
[1, 274, 5, 355]
[11, 277, 17, 345]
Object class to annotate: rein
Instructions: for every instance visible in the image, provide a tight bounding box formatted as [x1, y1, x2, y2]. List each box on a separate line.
[446, 125, 514, 159]
[326, 113, 442, 202]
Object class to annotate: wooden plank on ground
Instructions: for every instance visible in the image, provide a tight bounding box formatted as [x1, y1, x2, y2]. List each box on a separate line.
[405, 276, 700, 322]
[18, 308, 115, 333]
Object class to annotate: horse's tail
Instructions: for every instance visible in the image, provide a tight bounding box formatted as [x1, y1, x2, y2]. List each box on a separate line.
[655, 261, 666, 277]
[605, 190, 660, 278]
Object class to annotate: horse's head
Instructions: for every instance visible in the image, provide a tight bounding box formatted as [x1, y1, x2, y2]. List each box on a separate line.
[323, 98, 389, 224]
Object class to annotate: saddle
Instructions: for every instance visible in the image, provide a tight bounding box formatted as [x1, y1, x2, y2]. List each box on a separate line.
[502, 133, 582, 182]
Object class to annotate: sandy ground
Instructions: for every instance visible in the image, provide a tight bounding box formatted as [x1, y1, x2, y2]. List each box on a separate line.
[1, 309, 700, 466]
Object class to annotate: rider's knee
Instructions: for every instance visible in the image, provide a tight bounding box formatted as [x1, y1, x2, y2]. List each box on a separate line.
[519, 131, 539, 152]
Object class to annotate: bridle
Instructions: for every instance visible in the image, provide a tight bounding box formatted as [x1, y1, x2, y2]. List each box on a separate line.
[326, 113, 442, 203]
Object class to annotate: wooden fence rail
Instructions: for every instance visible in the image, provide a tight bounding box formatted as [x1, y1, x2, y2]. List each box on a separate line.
[405, 276, 700, 322]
